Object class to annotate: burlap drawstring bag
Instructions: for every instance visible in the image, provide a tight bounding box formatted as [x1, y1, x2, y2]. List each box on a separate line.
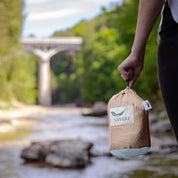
[107, 87, 151, 158]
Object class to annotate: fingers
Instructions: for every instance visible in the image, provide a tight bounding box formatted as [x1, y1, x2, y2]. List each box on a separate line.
[129, 78, 135, 88]
[118, 67, 134, 83]
[118, 65, 142, 88]
[128, 70, 140, 88]
[118, 54, 144, 88]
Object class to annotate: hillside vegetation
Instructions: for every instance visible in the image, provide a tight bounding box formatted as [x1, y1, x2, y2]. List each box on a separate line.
[0, 0, 37, 105]
[52, 0, 161, 103]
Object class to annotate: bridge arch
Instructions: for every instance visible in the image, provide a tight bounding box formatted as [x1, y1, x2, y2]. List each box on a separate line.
[21, 37, 83, 106]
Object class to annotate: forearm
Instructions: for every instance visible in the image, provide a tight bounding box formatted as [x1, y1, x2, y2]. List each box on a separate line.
[132, 0, 165, 56]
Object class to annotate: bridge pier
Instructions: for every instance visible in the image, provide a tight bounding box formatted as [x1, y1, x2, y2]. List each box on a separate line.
[21, 37, 82, 106]
[38, 58, 51, 106]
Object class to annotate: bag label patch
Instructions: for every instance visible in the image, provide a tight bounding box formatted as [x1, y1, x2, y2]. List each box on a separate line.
[142, 100, 152, 110]
[110, 105, 134, 126]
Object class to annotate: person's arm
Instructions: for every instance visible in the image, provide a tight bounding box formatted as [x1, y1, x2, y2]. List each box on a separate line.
[118, 0, 165, 88]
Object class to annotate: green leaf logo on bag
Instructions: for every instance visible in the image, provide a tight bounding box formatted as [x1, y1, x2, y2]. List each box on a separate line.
[110, 105, 134, 126]
[111, 110, 125, 116]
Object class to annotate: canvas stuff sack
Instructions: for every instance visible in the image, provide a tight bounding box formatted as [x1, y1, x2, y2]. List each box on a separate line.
[107, 87, 151, 158]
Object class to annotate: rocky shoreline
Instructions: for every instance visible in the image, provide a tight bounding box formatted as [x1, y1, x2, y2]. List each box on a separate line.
[0, 101, 178, 170]
[0, 103, 81, 134]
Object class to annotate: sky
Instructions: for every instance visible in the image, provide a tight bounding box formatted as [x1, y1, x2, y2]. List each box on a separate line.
[22, 0, 122, 38]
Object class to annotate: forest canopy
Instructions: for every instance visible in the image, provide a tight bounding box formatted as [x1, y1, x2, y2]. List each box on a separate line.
[0, 0, 161, 105]
[52, 0, 161, 103]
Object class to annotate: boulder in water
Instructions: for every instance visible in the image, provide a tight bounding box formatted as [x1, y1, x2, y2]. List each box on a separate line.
[81, 101, 107, 116]
[21, 141, 51, 162]
[21, 140, 93, 168]
[150, 120, 172, 133]
[46, 140, 93, 168]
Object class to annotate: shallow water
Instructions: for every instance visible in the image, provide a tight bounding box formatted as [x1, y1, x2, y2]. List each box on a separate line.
[0, 112, 177, 178]
[0, 145, 144, 178]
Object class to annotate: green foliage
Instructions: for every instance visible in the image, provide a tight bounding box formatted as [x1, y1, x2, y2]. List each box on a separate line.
[10, 55, 37, 103]
[137, 17, 161, 99]
[53, 0, 162, 103]
[0, 0, 37, 104]
[50, 51, 76, 75]
[76, 0, 161, 102]
[57, 73, 80, 102]
[75, 26, 127, 102]
[108, 0, 138, 49]
[0, 0, 23, 54]
[0, 52, 37, 103]
[50, 51, 80, 103]
[107, 0, 161, 99]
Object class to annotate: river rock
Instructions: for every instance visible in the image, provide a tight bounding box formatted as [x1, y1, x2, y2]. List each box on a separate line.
[0, 119, 11, 124]
[160, 144, 178, 154]
[46, 140, 93, 168]
[149, 143, 178, 156]
[21, 140, 93, 168]
[148, 134, 178, 156]
[149, 114, 158, 125]
[81, 101, 107, 116]
[150, 120, 172, 133]
[159, 110, 168, 119]
[21, 141, 51, 162]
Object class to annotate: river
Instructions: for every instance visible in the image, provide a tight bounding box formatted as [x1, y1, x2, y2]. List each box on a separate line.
[0, 107, 177, 178]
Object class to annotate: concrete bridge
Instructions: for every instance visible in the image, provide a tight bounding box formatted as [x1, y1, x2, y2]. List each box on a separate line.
[21, 37, 83, 106]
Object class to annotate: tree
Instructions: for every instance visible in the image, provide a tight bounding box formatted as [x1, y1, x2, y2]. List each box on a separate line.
[0, 0, 37, 103]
